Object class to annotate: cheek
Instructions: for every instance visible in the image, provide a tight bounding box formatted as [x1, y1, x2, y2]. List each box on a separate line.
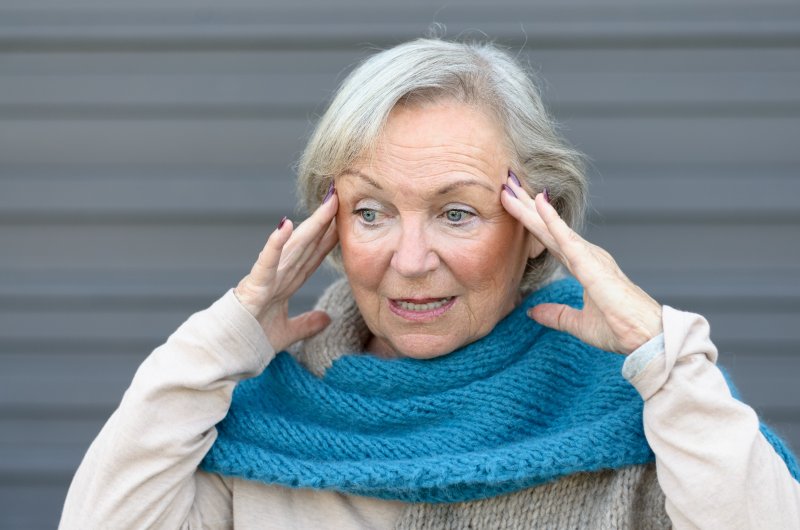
[445, 221, 526, 282]
[338, 221, 389, 289]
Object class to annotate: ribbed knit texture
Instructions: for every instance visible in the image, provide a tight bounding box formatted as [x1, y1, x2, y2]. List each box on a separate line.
[202, 278, 659, 502]
[394, 464, 671, 530]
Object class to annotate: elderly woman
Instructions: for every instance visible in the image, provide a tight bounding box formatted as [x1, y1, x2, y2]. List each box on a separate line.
[60, 38, 799, 529]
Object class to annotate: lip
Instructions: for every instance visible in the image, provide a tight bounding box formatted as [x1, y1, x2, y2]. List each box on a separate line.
[388, 296, 457, 321]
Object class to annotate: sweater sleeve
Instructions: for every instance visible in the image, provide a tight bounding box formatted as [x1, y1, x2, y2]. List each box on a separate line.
[59, 289, 275, 530]
[623, 305, 800, 529]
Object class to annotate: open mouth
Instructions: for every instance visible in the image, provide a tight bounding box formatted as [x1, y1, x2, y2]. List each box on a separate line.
[395, 297, 453, 311]
[388, 296, 457, 320]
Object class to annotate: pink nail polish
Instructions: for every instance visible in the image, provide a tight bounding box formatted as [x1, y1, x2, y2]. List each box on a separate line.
[277, 216, 288, 229]
[502, 183, 517, 198]
[322, 181, 335, 204]
[543, 188, 550, 203]
[508, 169, 522, 187]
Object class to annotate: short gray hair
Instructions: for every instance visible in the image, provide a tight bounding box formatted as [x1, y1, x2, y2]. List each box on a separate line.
[297, 38, 587, 292]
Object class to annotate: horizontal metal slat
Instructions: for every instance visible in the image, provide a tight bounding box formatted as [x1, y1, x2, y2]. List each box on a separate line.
[0, 482, 66, 530]
[3, 48, 799, 77]
[1, 4, 800, 49]
[2, 117, 800, 168]
[1, 167, 797, 221]
[0, 220, 798, 269]
[2, 73, 799, 110]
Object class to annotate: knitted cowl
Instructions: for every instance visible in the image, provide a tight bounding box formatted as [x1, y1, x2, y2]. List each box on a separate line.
[201, 278, 660, 503]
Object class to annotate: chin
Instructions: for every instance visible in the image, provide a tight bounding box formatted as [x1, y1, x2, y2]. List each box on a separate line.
[380, 334, 462, 360]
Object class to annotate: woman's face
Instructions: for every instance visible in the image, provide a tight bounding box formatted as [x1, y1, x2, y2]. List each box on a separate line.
[336, 100, 541, 359]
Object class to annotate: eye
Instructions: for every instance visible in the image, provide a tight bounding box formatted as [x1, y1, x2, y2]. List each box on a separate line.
[352, 201, 386, 229]
[443, 208, 474, 225]
[355, 208, 379, 224]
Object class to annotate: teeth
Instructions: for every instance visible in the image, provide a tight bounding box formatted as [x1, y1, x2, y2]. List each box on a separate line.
[396, 298, 452, 311]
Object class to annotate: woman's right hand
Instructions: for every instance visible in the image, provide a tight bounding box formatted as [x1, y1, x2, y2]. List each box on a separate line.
[234, 184, 339, 352]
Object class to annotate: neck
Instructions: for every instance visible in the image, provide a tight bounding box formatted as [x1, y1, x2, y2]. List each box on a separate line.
[366, 335, 401, 359]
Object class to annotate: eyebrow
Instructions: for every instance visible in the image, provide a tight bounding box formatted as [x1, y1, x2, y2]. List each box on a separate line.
[340, 170, 384, 190]
[435, 179, 495, 195]
[341, 170, 495, 195]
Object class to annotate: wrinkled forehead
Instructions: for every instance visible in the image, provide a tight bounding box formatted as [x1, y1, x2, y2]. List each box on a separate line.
[344, 101, 510, 187]
[338, 167, 499, 199]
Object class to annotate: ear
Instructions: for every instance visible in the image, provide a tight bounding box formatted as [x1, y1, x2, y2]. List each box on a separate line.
[527, 234, 547, 260]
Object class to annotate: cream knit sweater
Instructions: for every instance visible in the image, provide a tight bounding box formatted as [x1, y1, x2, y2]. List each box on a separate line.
[59, 282, 800, 529]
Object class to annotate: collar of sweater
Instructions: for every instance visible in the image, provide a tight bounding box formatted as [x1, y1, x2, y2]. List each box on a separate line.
[201, 277, 655, 503]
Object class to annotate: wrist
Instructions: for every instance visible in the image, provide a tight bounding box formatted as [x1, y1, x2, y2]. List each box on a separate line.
[613, 294, 663, 355]
[232, 285, 262, 319]
[627, 304, 663, 354]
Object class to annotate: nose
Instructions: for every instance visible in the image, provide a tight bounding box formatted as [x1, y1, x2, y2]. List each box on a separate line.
[390, 220, 440, 278]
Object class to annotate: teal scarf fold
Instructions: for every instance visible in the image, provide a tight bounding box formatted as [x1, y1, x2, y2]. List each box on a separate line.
[200, 278, 798, 503]
[201, 279, 655, 502]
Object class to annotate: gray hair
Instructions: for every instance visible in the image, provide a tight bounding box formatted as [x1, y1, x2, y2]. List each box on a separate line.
[297, 38, 587, 291]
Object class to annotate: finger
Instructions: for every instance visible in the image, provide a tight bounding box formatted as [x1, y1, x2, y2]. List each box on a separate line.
[500, 183, 559, 251]
[534, 193, 621, 287]
[284, 219, 339, 292]
[288, 206, 339, 271]
[527, 303, 582, 337]
[248, 218, 294, 285]
[283, 310, 332, 344]
[533, 193, 588, 255]
[301, 190, 338, 234]
[278, 193, 339, 268]
[504, 173, 537, 211]
[532, 192, 603, 279]
[279, 198, 336, 270]
[285, 192, 338, 251]
[296, 219, 339, 277]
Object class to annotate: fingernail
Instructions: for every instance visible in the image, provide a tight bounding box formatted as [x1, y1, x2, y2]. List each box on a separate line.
[277, 216, 288, 229]
[543, 188, 550, 203]
[502, 183, 517, 198]
[322, 181, 335, 204]
[508, 169, 521, 187]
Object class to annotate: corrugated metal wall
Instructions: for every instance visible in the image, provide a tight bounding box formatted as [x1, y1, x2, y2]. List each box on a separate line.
[1, 1, 799, 528]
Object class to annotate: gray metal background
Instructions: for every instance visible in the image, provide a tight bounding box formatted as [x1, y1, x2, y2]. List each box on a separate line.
[1, 1, 799, 528]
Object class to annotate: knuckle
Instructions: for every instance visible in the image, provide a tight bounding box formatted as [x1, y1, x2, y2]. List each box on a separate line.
[595, 247, 619, 269]
[566, 229, 583, 246]
[593, 244, 611, 259]
[556, 306, 569, 331]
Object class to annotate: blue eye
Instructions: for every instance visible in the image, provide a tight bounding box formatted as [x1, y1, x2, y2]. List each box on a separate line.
[444, 209, 473, 224]
[353, 206, 385, 228]
[358, 209, 377, 223]
[446, 210, 465, 222]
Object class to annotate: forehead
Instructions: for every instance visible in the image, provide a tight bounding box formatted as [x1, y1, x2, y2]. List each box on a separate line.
[346, 101, 509, 189]
[383, 100, 505, 148]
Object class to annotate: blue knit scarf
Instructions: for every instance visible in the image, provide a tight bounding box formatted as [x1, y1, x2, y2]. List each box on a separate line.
[201, 278, 799, 503]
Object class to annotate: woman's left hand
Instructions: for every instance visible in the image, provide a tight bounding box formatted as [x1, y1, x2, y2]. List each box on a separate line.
[501, 175, 663, 355]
